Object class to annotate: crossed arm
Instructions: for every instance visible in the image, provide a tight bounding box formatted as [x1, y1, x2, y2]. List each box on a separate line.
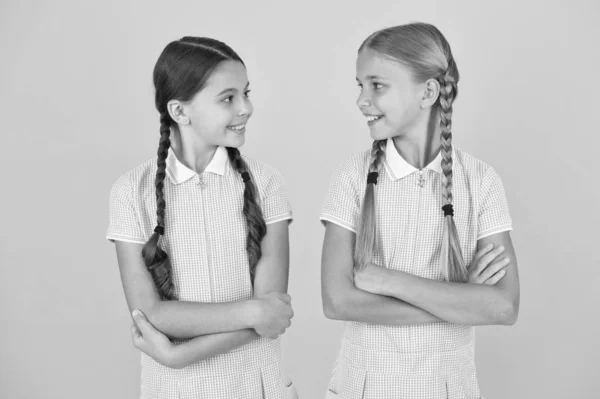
[116, 220, 292, 368]
[321, 223, 520, 326]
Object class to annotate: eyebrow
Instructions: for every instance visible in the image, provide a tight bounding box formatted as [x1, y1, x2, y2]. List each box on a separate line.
[216, 82, 250, 96]
[356, 75, 388, 82]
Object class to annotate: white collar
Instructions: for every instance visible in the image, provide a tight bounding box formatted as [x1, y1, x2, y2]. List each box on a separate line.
[384, 137, 448, 180]
[166, 146, 228, 184]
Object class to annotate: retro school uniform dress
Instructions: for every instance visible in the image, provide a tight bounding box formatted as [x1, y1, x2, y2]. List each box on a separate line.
[107, 146, 298, 399]
[320, 138, 512, 399]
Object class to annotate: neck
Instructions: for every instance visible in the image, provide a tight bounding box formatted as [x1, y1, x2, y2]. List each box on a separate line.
[392, 109, 442, 170]
[170, 126, 219, 174]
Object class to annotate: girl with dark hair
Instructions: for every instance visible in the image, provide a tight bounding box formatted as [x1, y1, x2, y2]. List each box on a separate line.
[320, 23, 520, 398]
[107, 37, 297, 398]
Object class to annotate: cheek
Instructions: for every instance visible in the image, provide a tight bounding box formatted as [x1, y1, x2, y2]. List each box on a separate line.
[195, 107, 233, 131]
[374, 92, 402, 116]
[371, 93, 388, 112]
[386, 97, 419, 125]
[398, 102, 418, 120]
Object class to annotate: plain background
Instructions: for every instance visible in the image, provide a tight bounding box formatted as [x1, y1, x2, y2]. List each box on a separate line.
[2, 0, 599, 398]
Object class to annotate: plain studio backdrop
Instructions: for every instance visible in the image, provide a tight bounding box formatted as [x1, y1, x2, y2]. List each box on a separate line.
[1, 0, 599, 398]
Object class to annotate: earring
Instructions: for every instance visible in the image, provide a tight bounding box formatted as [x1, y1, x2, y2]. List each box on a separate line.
[182, 118, 189, 124]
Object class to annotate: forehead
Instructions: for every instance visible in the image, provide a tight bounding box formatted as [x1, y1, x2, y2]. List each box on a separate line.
[203, 60, 248, 92]
[356, 48, 412, 81]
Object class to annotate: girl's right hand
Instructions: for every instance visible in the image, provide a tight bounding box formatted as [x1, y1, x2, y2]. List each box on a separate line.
[251, 292, 294, 339]
[467, 244, 511, 285]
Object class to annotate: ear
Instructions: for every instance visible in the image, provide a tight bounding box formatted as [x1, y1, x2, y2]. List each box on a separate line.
[420, 78, 440, 109]
[167, 100, 190, 125]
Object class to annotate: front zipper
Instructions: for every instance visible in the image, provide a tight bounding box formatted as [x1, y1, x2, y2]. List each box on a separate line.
[418, 169, 425, 188]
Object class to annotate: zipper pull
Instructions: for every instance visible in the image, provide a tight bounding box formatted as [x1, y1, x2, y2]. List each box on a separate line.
[197, 174, 206, 189]
[418, 170, 425, 187]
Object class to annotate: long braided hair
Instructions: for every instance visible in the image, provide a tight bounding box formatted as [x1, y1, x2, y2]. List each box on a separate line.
[226, 147, 266, 283]
[142, 37, 266, 299]
[354, 23, 466, 282]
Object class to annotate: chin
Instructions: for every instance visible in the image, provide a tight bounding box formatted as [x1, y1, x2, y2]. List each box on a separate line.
[368, 128, 392, 142]
[223, 135, 245, 148]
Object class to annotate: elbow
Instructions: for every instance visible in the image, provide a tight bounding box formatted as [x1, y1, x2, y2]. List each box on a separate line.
[322, 299, 339, 320]
[136, 301, 162, 325]
[496, 298, 519, 326]
[161, 352, 188, 370]
[160, 358, 179, 369]
[132, 301, 180, 339]
[166, 360, 187, 370]
[506, 301, 520, 326]
[322, 294, 346, 320]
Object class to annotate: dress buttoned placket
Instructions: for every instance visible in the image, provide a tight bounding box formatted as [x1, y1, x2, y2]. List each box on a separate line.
[406, 171, 425, 278]
[195, 173, 214, 301]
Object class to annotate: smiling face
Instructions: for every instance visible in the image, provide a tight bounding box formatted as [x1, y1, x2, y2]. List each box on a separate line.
[181, 60, 253, 148]
[356, 48, 427, 141]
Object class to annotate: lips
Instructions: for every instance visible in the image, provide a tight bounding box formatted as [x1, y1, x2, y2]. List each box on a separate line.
[364, 114, 384, 126]
[227, 123, 246, 132]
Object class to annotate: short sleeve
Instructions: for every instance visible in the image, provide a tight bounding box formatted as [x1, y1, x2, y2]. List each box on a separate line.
[320, 159, 360, 233]
[106, 174, 146, 244]
[477, 167, 513, 240]
[261, 167, 293, 225]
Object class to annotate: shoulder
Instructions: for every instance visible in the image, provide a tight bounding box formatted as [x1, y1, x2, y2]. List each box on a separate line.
[321, 147, 372, 199]
[453, 148, 506, 194]
[239, 154, 289, 194]
[240, 154, 284, 181]
[332, 147, 372, 178]
[110, 157, 157, 196]
[453, 148, 499, 180]
[241, 155, 281, 178]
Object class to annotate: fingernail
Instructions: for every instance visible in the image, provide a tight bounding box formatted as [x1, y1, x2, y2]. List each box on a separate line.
[486, 244, 493, 249]
[498, 245, 505, 250]
[501, 270, 506, 274]
[132, 309, 142, 318]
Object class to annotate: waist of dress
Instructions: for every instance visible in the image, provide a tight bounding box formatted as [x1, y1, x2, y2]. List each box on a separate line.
[338, 333, 475, 375]
[143, 335, 282, 376]
[343, 321, 475, 354]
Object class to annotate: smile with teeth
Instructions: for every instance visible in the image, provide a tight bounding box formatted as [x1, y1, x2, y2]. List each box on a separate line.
[227, 123, 246, 131]
[365, 115, 383, 122]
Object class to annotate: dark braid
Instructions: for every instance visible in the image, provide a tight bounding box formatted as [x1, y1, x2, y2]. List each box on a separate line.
[141, 113, 176, 300]
[226, 147, 267, 284]
[144, 36, 245, 298]
[155, 113, 171, 230]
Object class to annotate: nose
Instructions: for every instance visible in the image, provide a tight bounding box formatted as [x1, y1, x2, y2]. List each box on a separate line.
[356, 91, 372, 109]
[238, 98, 253, 118]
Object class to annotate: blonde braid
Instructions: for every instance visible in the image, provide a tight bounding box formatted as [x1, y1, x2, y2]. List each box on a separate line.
[354, 139, 387, 270]
[438, 71, 467, 282]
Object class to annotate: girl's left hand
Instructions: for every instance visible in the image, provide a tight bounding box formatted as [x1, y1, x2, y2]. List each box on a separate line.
[131, 309, 177, 368]
[353, 263, 388, 295]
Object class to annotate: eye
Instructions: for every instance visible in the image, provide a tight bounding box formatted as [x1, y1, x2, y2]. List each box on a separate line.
[223, 96, 233, 103]
[373, 83, 383, 90]
[244, 89, 251, 97]
[356, 83, 363, 91]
